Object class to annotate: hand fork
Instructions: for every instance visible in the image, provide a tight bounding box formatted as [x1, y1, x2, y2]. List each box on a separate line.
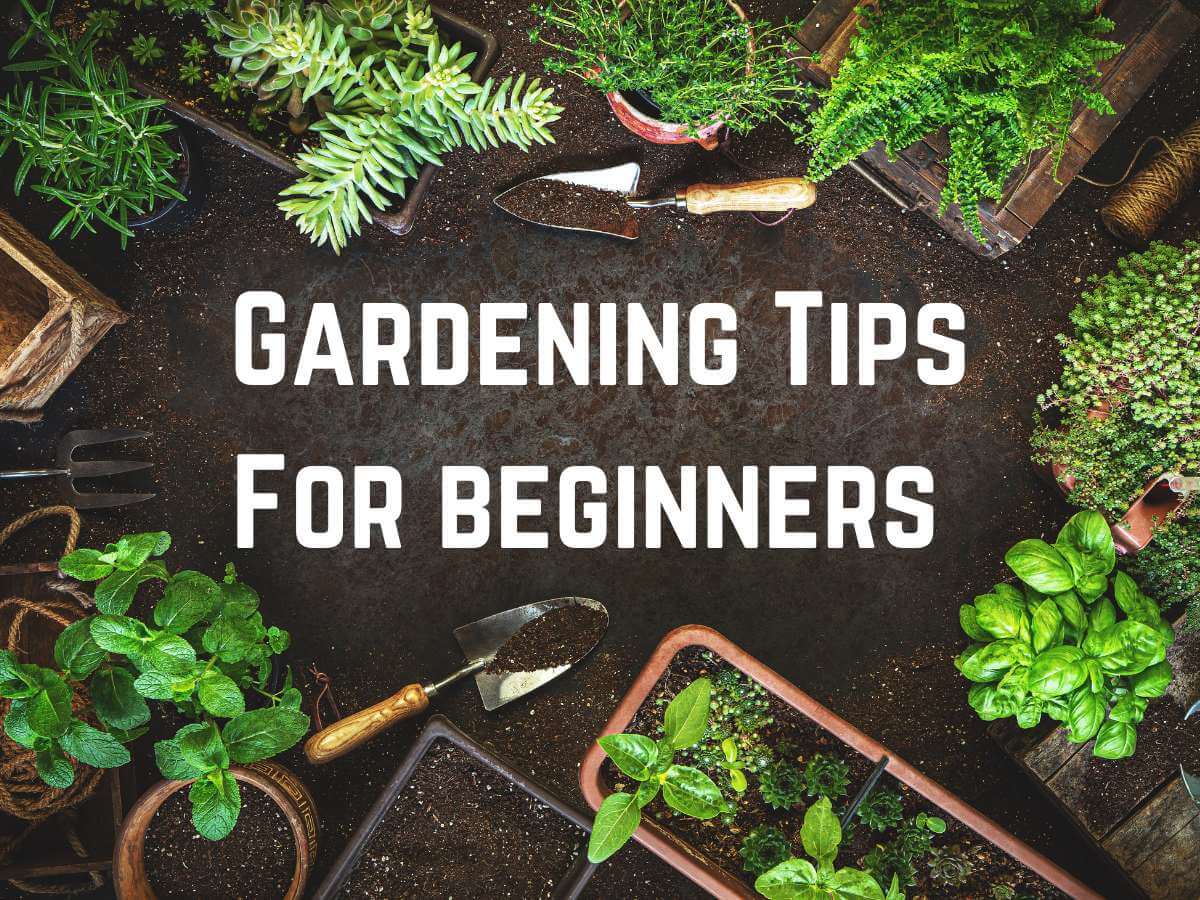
[0, 429, 155, 509]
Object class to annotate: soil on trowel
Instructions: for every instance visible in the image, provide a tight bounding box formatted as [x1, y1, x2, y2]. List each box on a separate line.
[337, 739, 586, 898]
[486, 604, 607, 674]
[496, 178, 639, 238]
[143, 783, 295, 899]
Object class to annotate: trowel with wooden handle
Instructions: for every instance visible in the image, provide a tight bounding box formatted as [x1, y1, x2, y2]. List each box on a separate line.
[304, 596, 608, 764]
[493, 162, 816, 239]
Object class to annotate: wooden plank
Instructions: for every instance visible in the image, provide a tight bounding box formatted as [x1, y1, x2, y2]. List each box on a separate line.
[794, 0, 857, 59]
[1103, 776, 1200, 875]
[1126, 792, 1200, 900]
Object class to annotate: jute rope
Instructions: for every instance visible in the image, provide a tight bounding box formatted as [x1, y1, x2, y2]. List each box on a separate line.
[1084, 120, 1200, 247]
[0, 506, 106, 894]
[0, 299, 94, 425]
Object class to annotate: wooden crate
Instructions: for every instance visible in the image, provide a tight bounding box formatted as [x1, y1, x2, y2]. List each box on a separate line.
[0, 208, 125, 421]
[794, 0, 1199, 258]
[990, 615, 1200, 899]
[0, 560, 131, 894]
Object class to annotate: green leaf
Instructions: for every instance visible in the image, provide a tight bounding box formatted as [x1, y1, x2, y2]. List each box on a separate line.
[973, 592, 1026, 640]
[54, 618, 105, 679]
[1015, 696, 1043, 729]
[1131, 660, 1173, 698]
[180, 721, 230, 772]
[60, 720, 131, 768]
[190, 769, 241, 840]
[89, 666, 150, 729]
[154, 571, 221, 634]
[1028, 646, 1087, 699]
[828, 868, 887, 900]
[634, 778, 660, 808]
[155, 728, 207, 781]
[956, 639, 1028, 683]
[94, 562, 166, 615]
[1093, 720, 1137, 760]
[266, 625, 290, 654]
[222, 706, 309, 763]
[1112, 571, 1159, 625]
[663, 677, 711, 750]
[755, 858, 820, 899]
[90, 615, 146, 656]
[959, 605, 988, 641]
[660, 765, 723, 819]
[1065, 689, 1104, 743]
[800, 797, 841, 870]
[598, 733, 657, 782]
[587, 792, 640, 863]
[134, 670, 188, 701]
[1056, 511, 1115, 574]
[36, 746, 74, 788]
[197, 672, 246, 719]
[4, 698, 38, 748]
[1030, 597, 1063, 654]
[1052, 591, 1086, 635]
[59, 548, 114, 581]
[1089, 598, 1117, 632]
[28, 670, 73, 738]
[0, 651, 41, 698]
[1083, 620, 1169, 676]
[1109, 693, 1148, 725]
[109, 532, 171, 568]
[729, 768, 747, 793]
[1005, 539, 1075, 594]
[202, 613, 258, 664]
[139, 634, 197, 677]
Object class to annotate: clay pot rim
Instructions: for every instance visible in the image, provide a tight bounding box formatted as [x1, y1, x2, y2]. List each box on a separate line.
[112, 762, 313, 900]
[310, 714, 597, 900]
[579, 625, 1102, 900]
[603, 0, 753, 145]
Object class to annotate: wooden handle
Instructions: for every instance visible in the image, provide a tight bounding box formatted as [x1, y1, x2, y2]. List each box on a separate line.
[303, 683, 429, 764]
[683, 178, 817, 215]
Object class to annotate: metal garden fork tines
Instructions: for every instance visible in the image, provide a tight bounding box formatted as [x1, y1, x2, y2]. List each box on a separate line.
[0, 429, 155, 509]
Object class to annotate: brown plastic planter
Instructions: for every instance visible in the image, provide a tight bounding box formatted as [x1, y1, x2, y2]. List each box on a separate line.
[312, 714, 597, 900]
[580, 625, 1101, 899]
[125, 6, 497, 238]
[113, 760, 319, 900]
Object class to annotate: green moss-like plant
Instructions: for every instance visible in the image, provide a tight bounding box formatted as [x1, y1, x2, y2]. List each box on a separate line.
[758, 758, 806, 810]
[806, 0, 1121, 242]
[804, 752, 849, 799]
[739, 825, 791, 876]
[856, 787, 904, 832]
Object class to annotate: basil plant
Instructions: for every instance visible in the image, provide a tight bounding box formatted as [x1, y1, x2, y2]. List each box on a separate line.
[956, 511, 1174, 760]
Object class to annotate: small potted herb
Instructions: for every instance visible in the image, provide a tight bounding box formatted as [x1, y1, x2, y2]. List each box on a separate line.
[531, 0, 808, 149]
[1031, 241, 1200, 618]
[580, 631, 1094, 897]
[0, 530, 317, 897]
[0, 0, 189, 246]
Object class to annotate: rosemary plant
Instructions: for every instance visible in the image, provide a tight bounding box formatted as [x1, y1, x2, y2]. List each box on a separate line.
[0, 0, 184, 247]
[530, 0, 809, 137]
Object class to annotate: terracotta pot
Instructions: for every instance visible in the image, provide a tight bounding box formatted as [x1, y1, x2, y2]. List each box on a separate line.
[604, 0, 751, 149]
[113, 761, 319, 900]
[579, 625, 1101, 900]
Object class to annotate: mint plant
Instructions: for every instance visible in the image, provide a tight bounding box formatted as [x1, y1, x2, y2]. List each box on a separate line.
[956, 510, 1174, 759]
[588, 677, 726, 863]
[755, 798, 902, 900]
[0, 531, 308, 841]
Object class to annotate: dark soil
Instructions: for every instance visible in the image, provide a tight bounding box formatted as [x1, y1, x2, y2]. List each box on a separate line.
[604, 647, 1066, 898]
[337, 739, 586, 898]
[143, 783, 295, 900]
[486, 603, 607, 673]
[495, 178, 639, 238]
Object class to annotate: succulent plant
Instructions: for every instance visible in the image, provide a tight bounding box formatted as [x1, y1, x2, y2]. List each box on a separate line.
[864, 843, 917, 889]
[856, 788, 904, 832]
[179, 62, 204, 84]
[117, 0, 157, 10]
[739, 825, 792, 877]
[804, 752, 850, 800]
[128, 34, 164, 65]
[210, 72, 241, 101]
[321, 0, 433, 50]
[928, 844, 975, 887]
[992, 886, 1017, 900]
[894, 819, 933, 858]
[182, 36, 209, 60]
[758, 759, 806, 811]
[84, 7, 119, 39]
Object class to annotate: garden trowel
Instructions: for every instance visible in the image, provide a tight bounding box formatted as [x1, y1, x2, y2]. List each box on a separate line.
[493, 162, 816, 239]
[304, 596, 608, 763]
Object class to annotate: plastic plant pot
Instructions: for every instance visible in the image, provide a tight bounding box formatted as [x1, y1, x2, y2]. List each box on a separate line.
[603, 0, 751, 150]
[311, 715, 597, 900]
[127, 129, 193, 232]
[112, 760, 319, 900]
[579, 625, 1102, 900]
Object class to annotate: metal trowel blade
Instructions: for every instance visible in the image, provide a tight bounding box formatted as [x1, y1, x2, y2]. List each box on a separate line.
[454, 596, 608, 711]
[493, 163, 642, 239]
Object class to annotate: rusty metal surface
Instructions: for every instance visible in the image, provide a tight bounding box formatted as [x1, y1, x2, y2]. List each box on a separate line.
[0, 35, 1197, 897]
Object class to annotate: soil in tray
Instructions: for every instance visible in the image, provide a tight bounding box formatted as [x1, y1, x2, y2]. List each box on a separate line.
[606, 646, 1066, 898]
[486, 603, 607, 674]
[143, 783, 295, 900]
[338, 738, 586, 898]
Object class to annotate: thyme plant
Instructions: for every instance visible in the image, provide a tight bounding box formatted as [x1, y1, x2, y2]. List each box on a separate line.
[0, 0, 184, 247]
[806, 0, 1122, 242]
[530, 0, 810, 137]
